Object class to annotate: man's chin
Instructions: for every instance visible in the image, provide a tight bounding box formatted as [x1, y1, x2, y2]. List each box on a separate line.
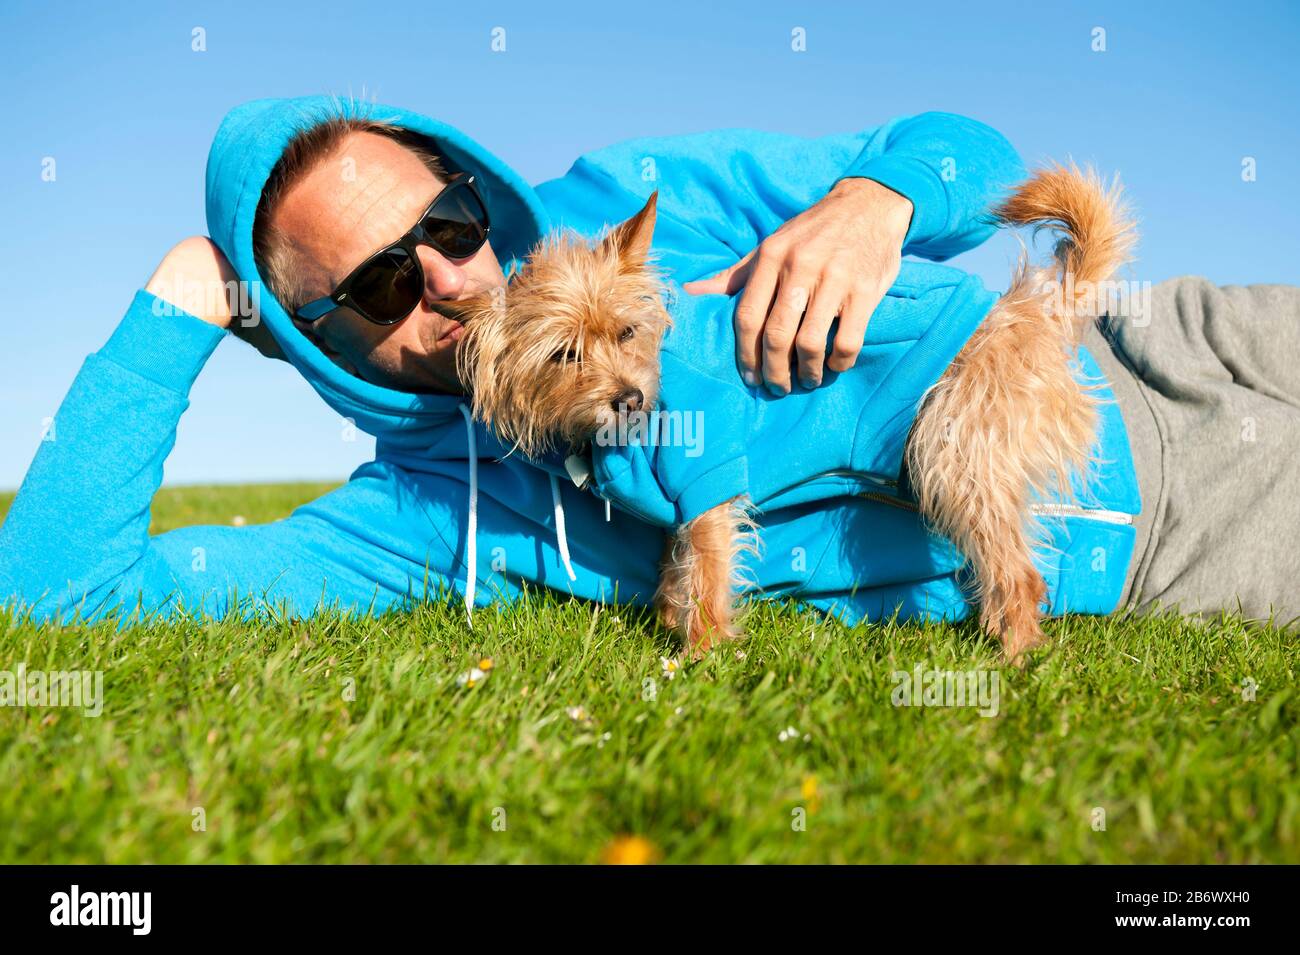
[348, 357, 459, 397]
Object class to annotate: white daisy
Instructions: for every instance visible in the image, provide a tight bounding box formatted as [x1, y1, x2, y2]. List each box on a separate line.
[456, 667, 488, 688]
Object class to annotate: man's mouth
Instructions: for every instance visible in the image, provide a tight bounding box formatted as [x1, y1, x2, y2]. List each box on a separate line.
[435, 320, 465, 346]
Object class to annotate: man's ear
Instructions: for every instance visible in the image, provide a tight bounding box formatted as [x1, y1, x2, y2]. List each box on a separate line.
[601, 191, 658, 267]
[292, 313, 336, 348]
[291, 315, 357, 375]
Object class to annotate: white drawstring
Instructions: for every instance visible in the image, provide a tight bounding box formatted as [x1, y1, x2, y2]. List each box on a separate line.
[457, 404, 478, 619]
[549, 474, 578, 582]
[461, 404, 576, 613]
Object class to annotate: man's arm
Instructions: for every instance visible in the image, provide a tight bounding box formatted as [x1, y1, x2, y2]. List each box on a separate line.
[536, 112, 1026, 391]
[0, 240, 429, 621]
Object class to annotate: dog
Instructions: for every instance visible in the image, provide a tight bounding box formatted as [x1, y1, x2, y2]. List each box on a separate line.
[451, 165, 1135, 663]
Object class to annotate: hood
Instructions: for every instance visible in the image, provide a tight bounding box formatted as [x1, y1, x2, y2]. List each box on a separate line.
[204, 96, 551, 449]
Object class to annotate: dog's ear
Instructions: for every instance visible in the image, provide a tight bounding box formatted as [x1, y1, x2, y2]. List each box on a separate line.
[601, 191, 658, 267]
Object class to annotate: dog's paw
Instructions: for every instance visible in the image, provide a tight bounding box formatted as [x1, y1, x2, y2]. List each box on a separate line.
[684, 614, 744, 661]
[979, 574, 1048, 667]
[997, 613, 1047, 667]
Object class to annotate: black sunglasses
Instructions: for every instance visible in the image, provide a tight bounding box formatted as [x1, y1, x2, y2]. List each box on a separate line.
[295, 172, 491, 326]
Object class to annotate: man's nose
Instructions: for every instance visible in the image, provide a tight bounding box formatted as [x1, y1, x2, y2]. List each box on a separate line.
[416, 245, 467, 301]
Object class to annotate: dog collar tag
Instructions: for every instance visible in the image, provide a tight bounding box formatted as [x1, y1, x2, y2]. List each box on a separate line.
[564, 453, 592, 490]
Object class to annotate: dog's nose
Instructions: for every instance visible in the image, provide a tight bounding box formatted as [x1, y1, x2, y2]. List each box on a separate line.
[613, 388, 644, 412]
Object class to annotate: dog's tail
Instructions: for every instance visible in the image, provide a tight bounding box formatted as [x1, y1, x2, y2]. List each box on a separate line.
[994, 163, 1136, 340]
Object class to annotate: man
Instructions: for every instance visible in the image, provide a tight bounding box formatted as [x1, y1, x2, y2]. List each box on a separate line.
[1, 96, 1295, 631]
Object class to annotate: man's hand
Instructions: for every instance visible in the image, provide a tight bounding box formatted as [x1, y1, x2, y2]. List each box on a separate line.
[683, 177, 912, 394]
[145, 236, 284, 360]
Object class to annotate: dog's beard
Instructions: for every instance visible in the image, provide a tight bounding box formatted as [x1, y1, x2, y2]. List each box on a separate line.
[594, 404, 618, 435]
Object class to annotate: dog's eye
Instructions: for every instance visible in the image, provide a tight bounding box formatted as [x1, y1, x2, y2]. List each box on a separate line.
[618, 325, 636, 343]
[550, 347, 580, 364]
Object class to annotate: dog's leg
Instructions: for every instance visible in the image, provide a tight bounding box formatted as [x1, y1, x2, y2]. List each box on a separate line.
[906, 276, 1097, 664]
[655, 497, 755, 660]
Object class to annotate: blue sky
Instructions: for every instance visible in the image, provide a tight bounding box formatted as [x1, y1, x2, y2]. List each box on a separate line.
[2, 0, 1297, 488]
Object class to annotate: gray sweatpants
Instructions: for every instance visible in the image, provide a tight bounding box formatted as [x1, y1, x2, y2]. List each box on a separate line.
[1084, 277, 1300, 628]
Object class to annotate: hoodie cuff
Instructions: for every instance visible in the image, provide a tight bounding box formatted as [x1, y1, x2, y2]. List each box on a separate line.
[98, 289, 227, 395]
[674, 455, 750, 525]
[836, 154, 950, 251]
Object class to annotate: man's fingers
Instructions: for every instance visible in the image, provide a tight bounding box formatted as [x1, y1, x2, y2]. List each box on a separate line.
[826, 287, 879, 374]
[682, 270, 730, 296]
[684, 249, 756, 296]
[794, 278, 848, 389]
[733, 252, 780, 386]
[760, 277, 811, 395]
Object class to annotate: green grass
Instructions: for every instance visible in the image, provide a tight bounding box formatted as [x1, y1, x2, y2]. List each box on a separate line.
[1, 482, 1296, 863]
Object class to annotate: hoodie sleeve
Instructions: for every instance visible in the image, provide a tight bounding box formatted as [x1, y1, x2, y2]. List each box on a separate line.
[535, 112, 1025, 269]
[0, 291, 453, 622]
[834, 112, 1026, 260]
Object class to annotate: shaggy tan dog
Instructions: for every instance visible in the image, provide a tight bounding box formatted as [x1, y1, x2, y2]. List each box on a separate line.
[452, 166, 1135, 663]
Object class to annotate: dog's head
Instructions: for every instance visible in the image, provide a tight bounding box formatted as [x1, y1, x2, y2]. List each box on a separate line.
[452, 192, 669, 457]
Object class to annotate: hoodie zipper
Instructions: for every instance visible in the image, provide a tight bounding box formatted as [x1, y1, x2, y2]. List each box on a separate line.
[853, 491, 1134, 527]
[1029, 502, 1134, 526]
[800, 470, 1135, 525]
[793, 469, 898, 489]
[587, 456, 1134, 527]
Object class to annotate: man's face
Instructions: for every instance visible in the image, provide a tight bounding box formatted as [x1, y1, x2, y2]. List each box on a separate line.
[271, 131, 506, 394]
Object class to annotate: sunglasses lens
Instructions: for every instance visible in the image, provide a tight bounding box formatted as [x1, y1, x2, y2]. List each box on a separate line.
[423, 184, 489, 259]
[349, 246, 422, 324]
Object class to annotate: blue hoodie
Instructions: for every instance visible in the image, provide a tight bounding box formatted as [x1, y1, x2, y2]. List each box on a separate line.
[0, 95, 1139, 627]
[578, 265, 1142, 618]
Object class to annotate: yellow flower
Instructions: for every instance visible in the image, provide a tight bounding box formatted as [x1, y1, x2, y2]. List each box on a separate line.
[601, 835, 660, 865]
[801, 774, 821, 812]
[478, 657, 494, 671]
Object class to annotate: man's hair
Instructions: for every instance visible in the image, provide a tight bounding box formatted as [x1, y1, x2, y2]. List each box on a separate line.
[252, 114, 448, 315]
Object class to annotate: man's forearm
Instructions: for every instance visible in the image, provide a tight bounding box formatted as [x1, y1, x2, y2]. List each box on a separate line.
[837, 111, 1027, 260]
[0, 290, 225, 619]
[539, 111, 1023, 269]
